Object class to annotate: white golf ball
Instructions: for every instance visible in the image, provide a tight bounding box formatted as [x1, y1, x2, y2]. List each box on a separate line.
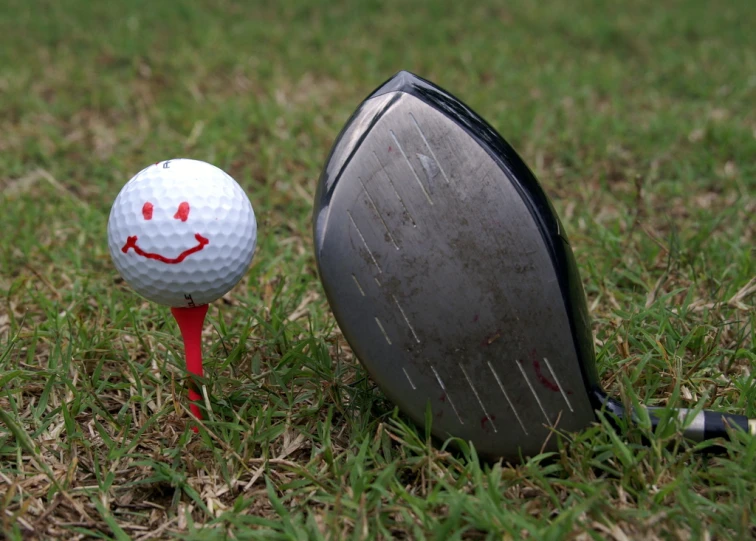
[107, 159, 257, 307]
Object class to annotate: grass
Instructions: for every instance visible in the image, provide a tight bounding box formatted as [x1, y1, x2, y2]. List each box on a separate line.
[1, 0, 754, 538]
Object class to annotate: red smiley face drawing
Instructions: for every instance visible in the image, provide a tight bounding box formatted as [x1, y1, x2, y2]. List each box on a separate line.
[120, 200, 210, 264]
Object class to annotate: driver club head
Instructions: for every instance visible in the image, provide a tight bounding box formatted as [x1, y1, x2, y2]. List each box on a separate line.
[313, 71, 604, 461]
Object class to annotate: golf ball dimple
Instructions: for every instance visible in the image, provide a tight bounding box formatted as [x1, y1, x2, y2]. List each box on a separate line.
[107, 159, 257, 307]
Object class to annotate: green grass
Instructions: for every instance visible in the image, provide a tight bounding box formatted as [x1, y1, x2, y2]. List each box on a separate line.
[1, 0, 755, 538]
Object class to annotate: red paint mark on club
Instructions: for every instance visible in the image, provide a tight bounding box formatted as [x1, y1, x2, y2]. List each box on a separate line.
[472, 314, 479, 323]
[174, 201, 190, 221]
[142, 201, 154, 220]
[171, 304, 209, 433]
[531, 350, 559, 392]
[122, 233, 209, 264]
[388, 146, 392, 152]
[440, 393, 446, 403]
[481, 415, 495, 430]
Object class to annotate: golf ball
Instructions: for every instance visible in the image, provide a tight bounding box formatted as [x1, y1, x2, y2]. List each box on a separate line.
[107, 159, 257, 307]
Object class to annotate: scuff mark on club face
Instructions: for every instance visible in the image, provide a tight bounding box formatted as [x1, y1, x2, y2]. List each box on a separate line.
[313, 71, 603, 461]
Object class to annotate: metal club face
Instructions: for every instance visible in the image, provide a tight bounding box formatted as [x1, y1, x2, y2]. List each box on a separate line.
[313, 71, 601, 461]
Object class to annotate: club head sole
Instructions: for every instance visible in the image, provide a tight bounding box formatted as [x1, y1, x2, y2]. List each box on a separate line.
[314, 71, 600, 461]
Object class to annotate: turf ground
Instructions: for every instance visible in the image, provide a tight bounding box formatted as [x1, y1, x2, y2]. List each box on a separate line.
[1, 0, 755, 539]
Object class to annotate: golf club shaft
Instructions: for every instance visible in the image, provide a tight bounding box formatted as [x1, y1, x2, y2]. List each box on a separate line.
[597, 392, 754, 441]
[647, 408, 755, 441]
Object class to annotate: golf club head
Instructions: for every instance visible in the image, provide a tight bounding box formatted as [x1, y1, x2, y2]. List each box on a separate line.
[313, 71, 604, 461]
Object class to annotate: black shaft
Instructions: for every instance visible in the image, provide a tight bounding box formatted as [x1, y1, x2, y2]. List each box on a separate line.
[701, 410, 751, 440]
[594, 390, 754, 442]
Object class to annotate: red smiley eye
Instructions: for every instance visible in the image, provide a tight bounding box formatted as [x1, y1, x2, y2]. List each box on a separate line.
[174, 201, 190, 222]
[142, 202, 154, 220]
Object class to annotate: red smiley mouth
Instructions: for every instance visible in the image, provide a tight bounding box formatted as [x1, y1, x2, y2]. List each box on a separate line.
[121, 233, 209, 264]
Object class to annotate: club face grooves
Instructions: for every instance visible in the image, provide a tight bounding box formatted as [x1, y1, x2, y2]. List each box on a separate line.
[314, 71, 599, 461]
